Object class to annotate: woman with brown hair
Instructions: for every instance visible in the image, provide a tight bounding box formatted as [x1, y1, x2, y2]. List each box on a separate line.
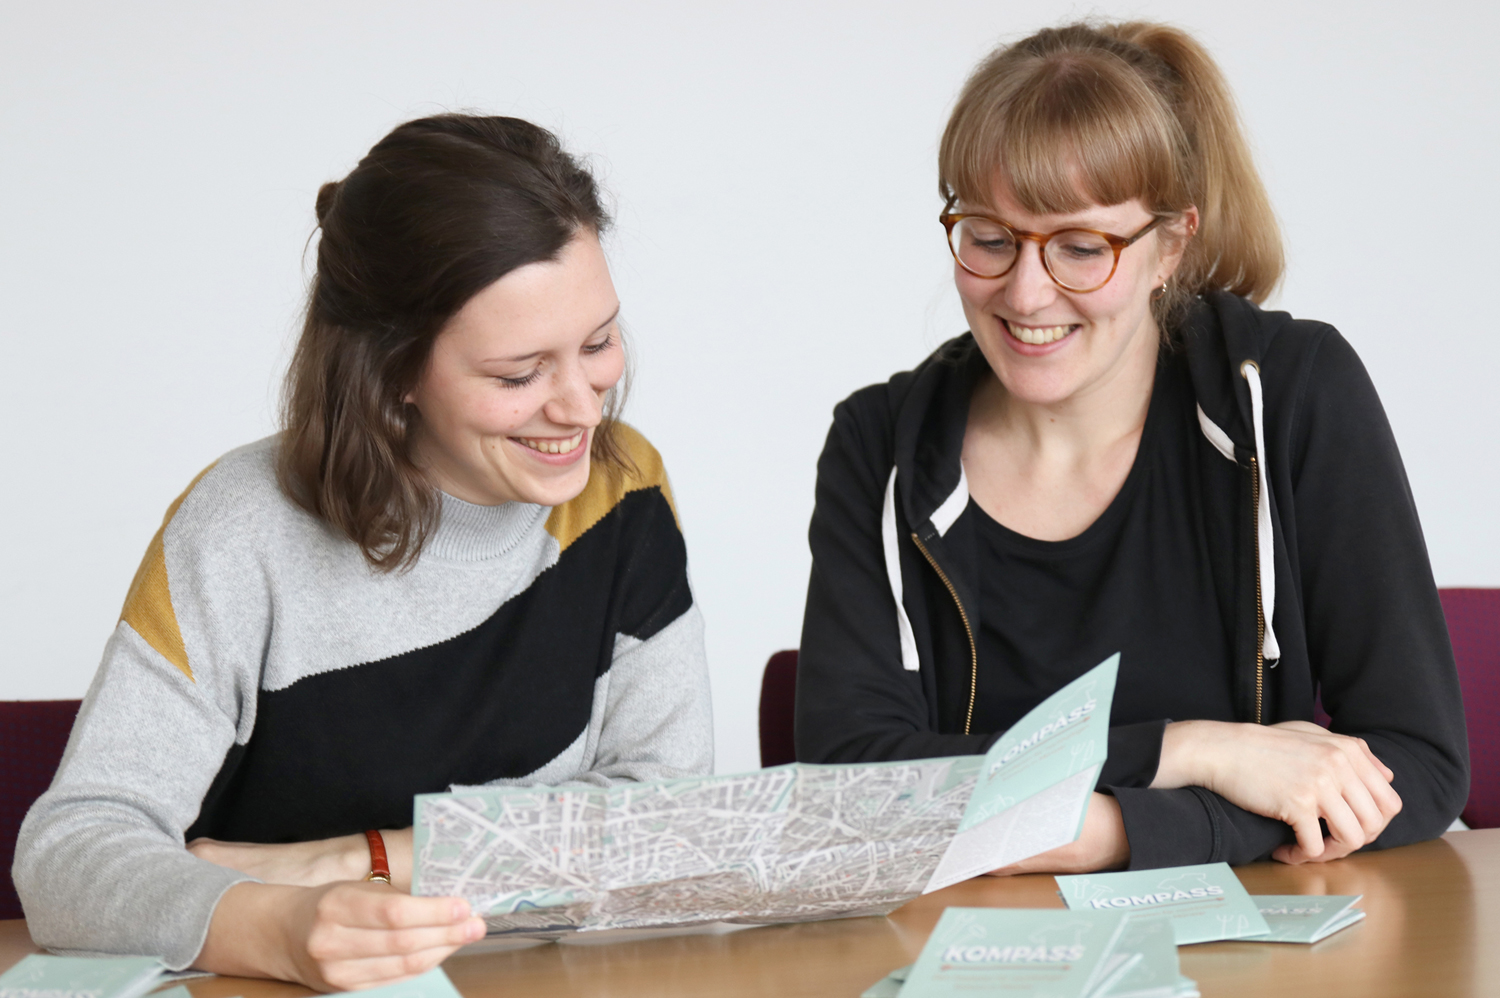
[16, 115, 711, 988]
[796, 21, 1467, 872]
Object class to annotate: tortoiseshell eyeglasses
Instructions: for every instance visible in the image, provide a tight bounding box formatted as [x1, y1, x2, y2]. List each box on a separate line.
[940, 201, 1165, 293]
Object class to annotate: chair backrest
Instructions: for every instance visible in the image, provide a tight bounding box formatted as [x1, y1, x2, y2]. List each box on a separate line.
[1442, 589, 1500, 829]
[0, 700, 81, 920]
[759, 651, 799, 768]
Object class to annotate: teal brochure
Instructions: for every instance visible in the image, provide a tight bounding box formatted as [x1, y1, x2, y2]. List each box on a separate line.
[924, 654, 1119, 891]
[860, 964, 911, 998]
[0, 955, 164, 998]
[1251, 895, 1365, 943]
[1096, 916, 1198, 998]
[1055, 863, 1270, 944]
[899, 907, 1133, 998]
[148, 989, 194, 998]
[329, 968, 462, 998]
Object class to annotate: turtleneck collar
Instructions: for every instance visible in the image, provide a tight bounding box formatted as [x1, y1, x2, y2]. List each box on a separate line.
[424, 492, 546, 562]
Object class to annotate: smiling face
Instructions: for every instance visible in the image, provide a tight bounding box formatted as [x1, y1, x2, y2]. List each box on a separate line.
[955, 183, 1193, 409]
[404, 230, 624, 507]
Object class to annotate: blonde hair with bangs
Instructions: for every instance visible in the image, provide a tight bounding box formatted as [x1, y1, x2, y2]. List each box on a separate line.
[939, 21, 1283, 324]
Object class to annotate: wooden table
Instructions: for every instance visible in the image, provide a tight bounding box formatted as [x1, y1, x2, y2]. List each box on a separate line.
[5, 829, 1497, 997]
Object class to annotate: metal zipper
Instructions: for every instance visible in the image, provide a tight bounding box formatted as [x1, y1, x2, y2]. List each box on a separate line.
[911, 532, 979, 735]
[1248, 453, 1265, 725]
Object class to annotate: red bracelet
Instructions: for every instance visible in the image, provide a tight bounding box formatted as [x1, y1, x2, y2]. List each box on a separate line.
[364, 829, 392, 885]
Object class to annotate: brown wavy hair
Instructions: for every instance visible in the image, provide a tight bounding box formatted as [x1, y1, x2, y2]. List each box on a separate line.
[939, 21, 1284, 329]
[278, 114, 629, 571]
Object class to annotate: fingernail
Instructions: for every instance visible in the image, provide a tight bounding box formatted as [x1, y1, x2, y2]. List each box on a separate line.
[453, 900, 471, 920]
[468, 918, 486, 941]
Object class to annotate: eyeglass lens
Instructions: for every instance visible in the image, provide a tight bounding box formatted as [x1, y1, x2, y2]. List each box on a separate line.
[949, 217, 1117, 291]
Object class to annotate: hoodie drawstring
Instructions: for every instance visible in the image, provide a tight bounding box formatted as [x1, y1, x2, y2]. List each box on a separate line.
[882, 469, 922, 671]
[1240, 361, 1281, 664]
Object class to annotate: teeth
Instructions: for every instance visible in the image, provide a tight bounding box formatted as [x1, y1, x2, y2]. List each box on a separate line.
[517, 432, 584, 455]
[1007, 322, 1073, 345]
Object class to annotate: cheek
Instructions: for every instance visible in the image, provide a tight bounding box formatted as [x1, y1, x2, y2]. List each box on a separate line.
[590, 349, 627, 393]
[1070, 277, 1142, 329]
[1074, 292, 1119, 327]
[434, 382, 539, 438]
[485, 391, 543, 434]
[1107, 250, 1162, 312]
[954, 269, 996, 311]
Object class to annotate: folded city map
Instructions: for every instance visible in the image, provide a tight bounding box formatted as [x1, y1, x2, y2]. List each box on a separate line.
[412, 654, 1119, 934]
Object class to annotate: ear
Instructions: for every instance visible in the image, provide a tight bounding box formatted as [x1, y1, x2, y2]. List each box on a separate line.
[1156, 206, 1200, 281]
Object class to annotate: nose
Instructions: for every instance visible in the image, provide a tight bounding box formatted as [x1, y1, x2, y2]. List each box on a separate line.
[543, 358, 604, 430]
[1002, 241, 1057, 316]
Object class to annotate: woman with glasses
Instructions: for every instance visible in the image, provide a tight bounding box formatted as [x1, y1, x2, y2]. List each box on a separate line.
[15, 115, 711, 988]
[796, 21, 1467, 873]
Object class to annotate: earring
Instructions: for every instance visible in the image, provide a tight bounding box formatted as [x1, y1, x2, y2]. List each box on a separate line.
[1151, 280, 1169, 301]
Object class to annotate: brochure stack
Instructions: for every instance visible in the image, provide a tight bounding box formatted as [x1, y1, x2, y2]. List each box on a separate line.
[864, 908, 1197, 998]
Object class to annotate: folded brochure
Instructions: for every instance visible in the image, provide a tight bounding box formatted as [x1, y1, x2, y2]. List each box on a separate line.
[326, 968, 462, 998]
[1097, 915, 1199, 998]
[886, 907, 1197, 998]
[1252, 895, 1364, 943]
[863, 911, 1197, 998]
[415, 654, 1118, 933]
[866, 889, 1355, 997]
[861, 964, 911, 998]
[1055, 863, 1269, 944]
[0, 956, 164, 998]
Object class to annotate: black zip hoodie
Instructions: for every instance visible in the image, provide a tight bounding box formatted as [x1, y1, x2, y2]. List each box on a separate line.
[796, 290, 1468, 868]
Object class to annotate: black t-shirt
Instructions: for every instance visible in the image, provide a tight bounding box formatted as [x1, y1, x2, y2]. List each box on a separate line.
[964, 351, 1238, 737]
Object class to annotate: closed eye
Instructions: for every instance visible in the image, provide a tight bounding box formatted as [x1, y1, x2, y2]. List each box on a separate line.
[497, 369, 541, 388]
[1057, 242, 1108, 260]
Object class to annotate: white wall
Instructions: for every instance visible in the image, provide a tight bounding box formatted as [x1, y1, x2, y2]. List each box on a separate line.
[2, 0, 1495, 775]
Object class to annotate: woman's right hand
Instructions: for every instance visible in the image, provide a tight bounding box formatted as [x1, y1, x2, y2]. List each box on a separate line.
[196, 881, 486, 991]
[1154, 719, 1403, 864]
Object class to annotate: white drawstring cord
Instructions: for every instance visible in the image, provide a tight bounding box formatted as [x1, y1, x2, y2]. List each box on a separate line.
[882, 468, 921, 671]
[1240, 361, 1281, 663]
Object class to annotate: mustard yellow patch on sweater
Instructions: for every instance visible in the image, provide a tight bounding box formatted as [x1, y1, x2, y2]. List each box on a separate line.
[545, 425, 679, 552]
[119, 462, 217, 682]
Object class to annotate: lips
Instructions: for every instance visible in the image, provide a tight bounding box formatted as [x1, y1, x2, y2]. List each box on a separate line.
[514, 431, 585, 455]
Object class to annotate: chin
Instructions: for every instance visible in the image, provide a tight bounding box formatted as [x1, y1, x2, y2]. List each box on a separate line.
[515, 461, 593, 508]
[991, 364, 1086, 407]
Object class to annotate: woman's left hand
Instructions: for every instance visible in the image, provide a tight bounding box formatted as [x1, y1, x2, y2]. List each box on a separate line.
[984, 792, 1130, 876]
[188, 828, 415, 890]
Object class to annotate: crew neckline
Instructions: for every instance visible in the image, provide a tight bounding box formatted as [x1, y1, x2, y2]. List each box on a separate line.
[424, 492, 546, 562]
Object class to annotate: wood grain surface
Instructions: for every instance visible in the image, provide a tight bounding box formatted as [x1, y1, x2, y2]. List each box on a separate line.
[3, 829, 1495, 998]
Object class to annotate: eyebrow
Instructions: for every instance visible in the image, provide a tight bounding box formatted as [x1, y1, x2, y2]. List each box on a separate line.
[480, 306, 621, 364]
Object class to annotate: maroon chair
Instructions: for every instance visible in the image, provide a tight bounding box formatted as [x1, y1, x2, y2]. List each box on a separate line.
[1442, 589, 1500, 828]
[0, 700, 81, 920]
[759, 651, 799, 767]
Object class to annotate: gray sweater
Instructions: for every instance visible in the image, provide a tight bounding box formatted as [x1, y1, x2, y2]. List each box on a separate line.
[15, 427, 712, 968]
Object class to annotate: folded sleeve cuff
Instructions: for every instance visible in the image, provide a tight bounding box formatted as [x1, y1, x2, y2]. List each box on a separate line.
[1112, 786, 1218, 869]
[1098, 721, 1168, 789]
[1110, 786, 1297, 869]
